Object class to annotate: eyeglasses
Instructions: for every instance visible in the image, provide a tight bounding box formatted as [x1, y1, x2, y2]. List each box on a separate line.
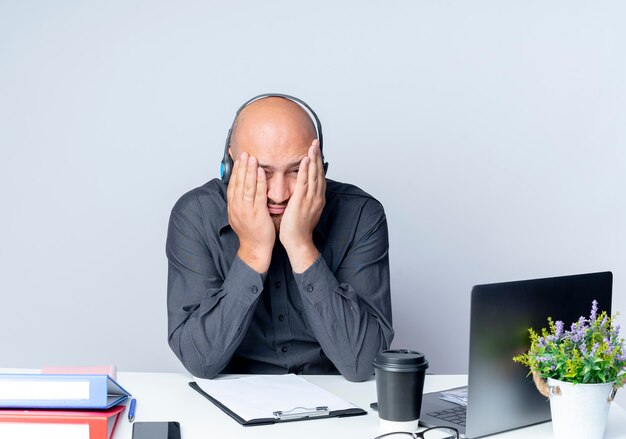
[374, 426, 460, 439]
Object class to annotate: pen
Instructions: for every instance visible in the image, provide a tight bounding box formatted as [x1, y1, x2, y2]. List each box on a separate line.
[128, 398, 137, 422]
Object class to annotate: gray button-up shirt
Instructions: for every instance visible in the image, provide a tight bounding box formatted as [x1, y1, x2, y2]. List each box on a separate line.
[166, 178, 393, 382]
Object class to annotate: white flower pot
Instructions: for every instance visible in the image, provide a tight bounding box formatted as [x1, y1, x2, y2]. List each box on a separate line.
[547, 378, 615, 439]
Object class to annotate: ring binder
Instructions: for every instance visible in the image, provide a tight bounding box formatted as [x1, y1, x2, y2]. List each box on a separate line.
[273, 406, 330, 420]
[0, 373, 131, 409]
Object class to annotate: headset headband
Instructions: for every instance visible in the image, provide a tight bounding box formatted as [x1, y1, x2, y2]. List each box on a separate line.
[221, 93, 327, 183]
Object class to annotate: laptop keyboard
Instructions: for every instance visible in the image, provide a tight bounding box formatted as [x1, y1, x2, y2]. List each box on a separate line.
[426, 406, 467, 426]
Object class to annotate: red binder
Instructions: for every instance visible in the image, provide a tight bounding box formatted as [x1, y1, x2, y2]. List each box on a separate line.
[0, 404, 124, 439]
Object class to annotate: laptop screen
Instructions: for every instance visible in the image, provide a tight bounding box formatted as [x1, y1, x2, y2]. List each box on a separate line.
[464, 271, 613, 438]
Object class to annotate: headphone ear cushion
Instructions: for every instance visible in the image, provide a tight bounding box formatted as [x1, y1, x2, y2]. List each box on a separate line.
[221, 155, 233, 183]
[221, 128, 233, 183]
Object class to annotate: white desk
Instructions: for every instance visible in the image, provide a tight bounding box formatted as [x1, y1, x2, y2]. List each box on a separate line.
[108, 372, 626, 439]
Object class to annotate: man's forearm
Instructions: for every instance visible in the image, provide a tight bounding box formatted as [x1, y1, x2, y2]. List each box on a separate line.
[169, 300, 257, 378]
[167, 256, 265, 378]
[293, 255, 394, 382]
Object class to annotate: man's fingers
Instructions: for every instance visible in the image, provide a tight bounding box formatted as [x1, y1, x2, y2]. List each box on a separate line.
[306, 141, 325, 199]
[243, 156, 257, 202]
[234, 152, 249, 200]
[294, 156, 310, 198]
[315, 143, 326, 198]
[308, 144, 319, 198]
[255, 167, 268, 207]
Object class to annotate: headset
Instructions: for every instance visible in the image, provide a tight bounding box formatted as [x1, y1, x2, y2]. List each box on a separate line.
[220, 93, 328, 184]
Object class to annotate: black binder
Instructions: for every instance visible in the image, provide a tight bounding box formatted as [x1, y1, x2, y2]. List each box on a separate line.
[188, 376, 367, 426]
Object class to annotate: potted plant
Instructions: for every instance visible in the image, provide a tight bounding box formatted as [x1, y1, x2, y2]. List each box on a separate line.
[513, 300, 626, 439]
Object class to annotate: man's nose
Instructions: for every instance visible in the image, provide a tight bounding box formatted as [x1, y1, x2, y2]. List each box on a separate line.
[267, 174, 290, 204]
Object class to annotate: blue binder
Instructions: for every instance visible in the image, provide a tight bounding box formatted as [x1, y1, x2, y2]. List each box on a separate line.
[0, 373, 131, 409]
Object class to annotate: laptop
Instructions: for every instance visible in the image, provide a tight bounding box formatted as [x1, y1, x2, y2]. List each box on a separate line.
[419, 271, 613, 438]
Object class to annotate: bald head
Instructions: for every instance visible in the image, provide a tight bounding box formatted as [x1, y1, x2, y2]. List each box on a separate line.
[229, 97, 317, 156]
[226, 96, 322, 231]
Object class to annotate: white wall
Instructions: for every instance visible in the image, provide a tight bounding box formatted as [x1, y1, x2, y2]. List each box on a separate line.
[1, 0, 625, 381]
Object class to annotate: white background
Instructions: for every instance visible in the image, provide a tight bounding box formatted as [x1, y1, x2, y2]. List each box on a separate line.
[1, 0, 624, 387]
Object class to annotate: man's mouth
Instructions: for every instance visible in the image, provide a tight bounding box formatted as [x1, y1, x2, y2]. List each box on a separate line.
[268, 205, 286, 215]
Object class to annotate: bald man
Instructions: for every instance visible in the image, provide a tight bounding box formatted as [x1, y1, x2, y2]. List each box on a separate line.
[166, 96, 393, 382]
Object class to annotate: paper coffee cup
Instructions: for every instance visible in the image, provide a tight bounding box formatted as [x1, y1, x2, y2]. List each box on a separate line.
[373, 349, 429, 429]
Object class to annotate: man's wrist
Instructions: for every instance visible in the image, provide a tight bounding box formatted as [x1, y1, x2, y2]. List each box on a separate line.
[284, 240, 319, 274]
[237, 244, 272, 274]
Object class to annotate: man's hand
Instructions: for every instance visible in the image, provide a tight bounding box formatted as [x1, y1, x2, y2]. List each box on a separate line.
[279, 140, 326, 273]
[227, 152, 275, 273]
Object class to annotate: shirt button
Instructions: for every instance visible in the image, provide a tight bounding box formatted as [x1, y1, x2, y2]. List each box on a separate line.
[306, 284, 314, 293]
[281, 346, 288, 353]
[274, 281, 281, 289]
[278, 314, 285, 322]
[251, 286, 258, 294]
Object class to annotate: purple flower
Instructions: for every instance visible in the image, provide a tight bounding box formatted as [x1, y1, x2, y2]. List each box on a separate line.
[568, 323, 585, 343]
[536, 355, 553, 363]
[555, 320, 564, 338]
[590, 300, 598, 321]
[603, 337, 613, 354]
[591, 342, 600, 356]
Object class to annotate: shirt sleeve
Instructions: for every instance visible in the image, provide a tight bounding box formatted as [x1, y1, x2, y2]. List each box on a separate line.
[166, 203, 266, 379]
[292, 200, 394, 382]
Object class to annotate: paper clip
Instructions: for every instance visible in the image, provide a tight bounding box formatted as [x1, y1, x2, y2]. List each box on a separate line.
[273, 406, 330, 420]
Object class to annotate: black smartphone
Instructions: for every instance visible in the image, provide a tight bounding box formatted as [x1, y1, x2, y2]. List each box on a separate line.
[132, 421, 181, 439]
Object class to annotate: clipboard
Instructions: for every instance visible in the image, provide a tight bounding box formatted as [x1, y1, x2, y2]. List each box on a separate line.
[189, 374, 367, 426]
